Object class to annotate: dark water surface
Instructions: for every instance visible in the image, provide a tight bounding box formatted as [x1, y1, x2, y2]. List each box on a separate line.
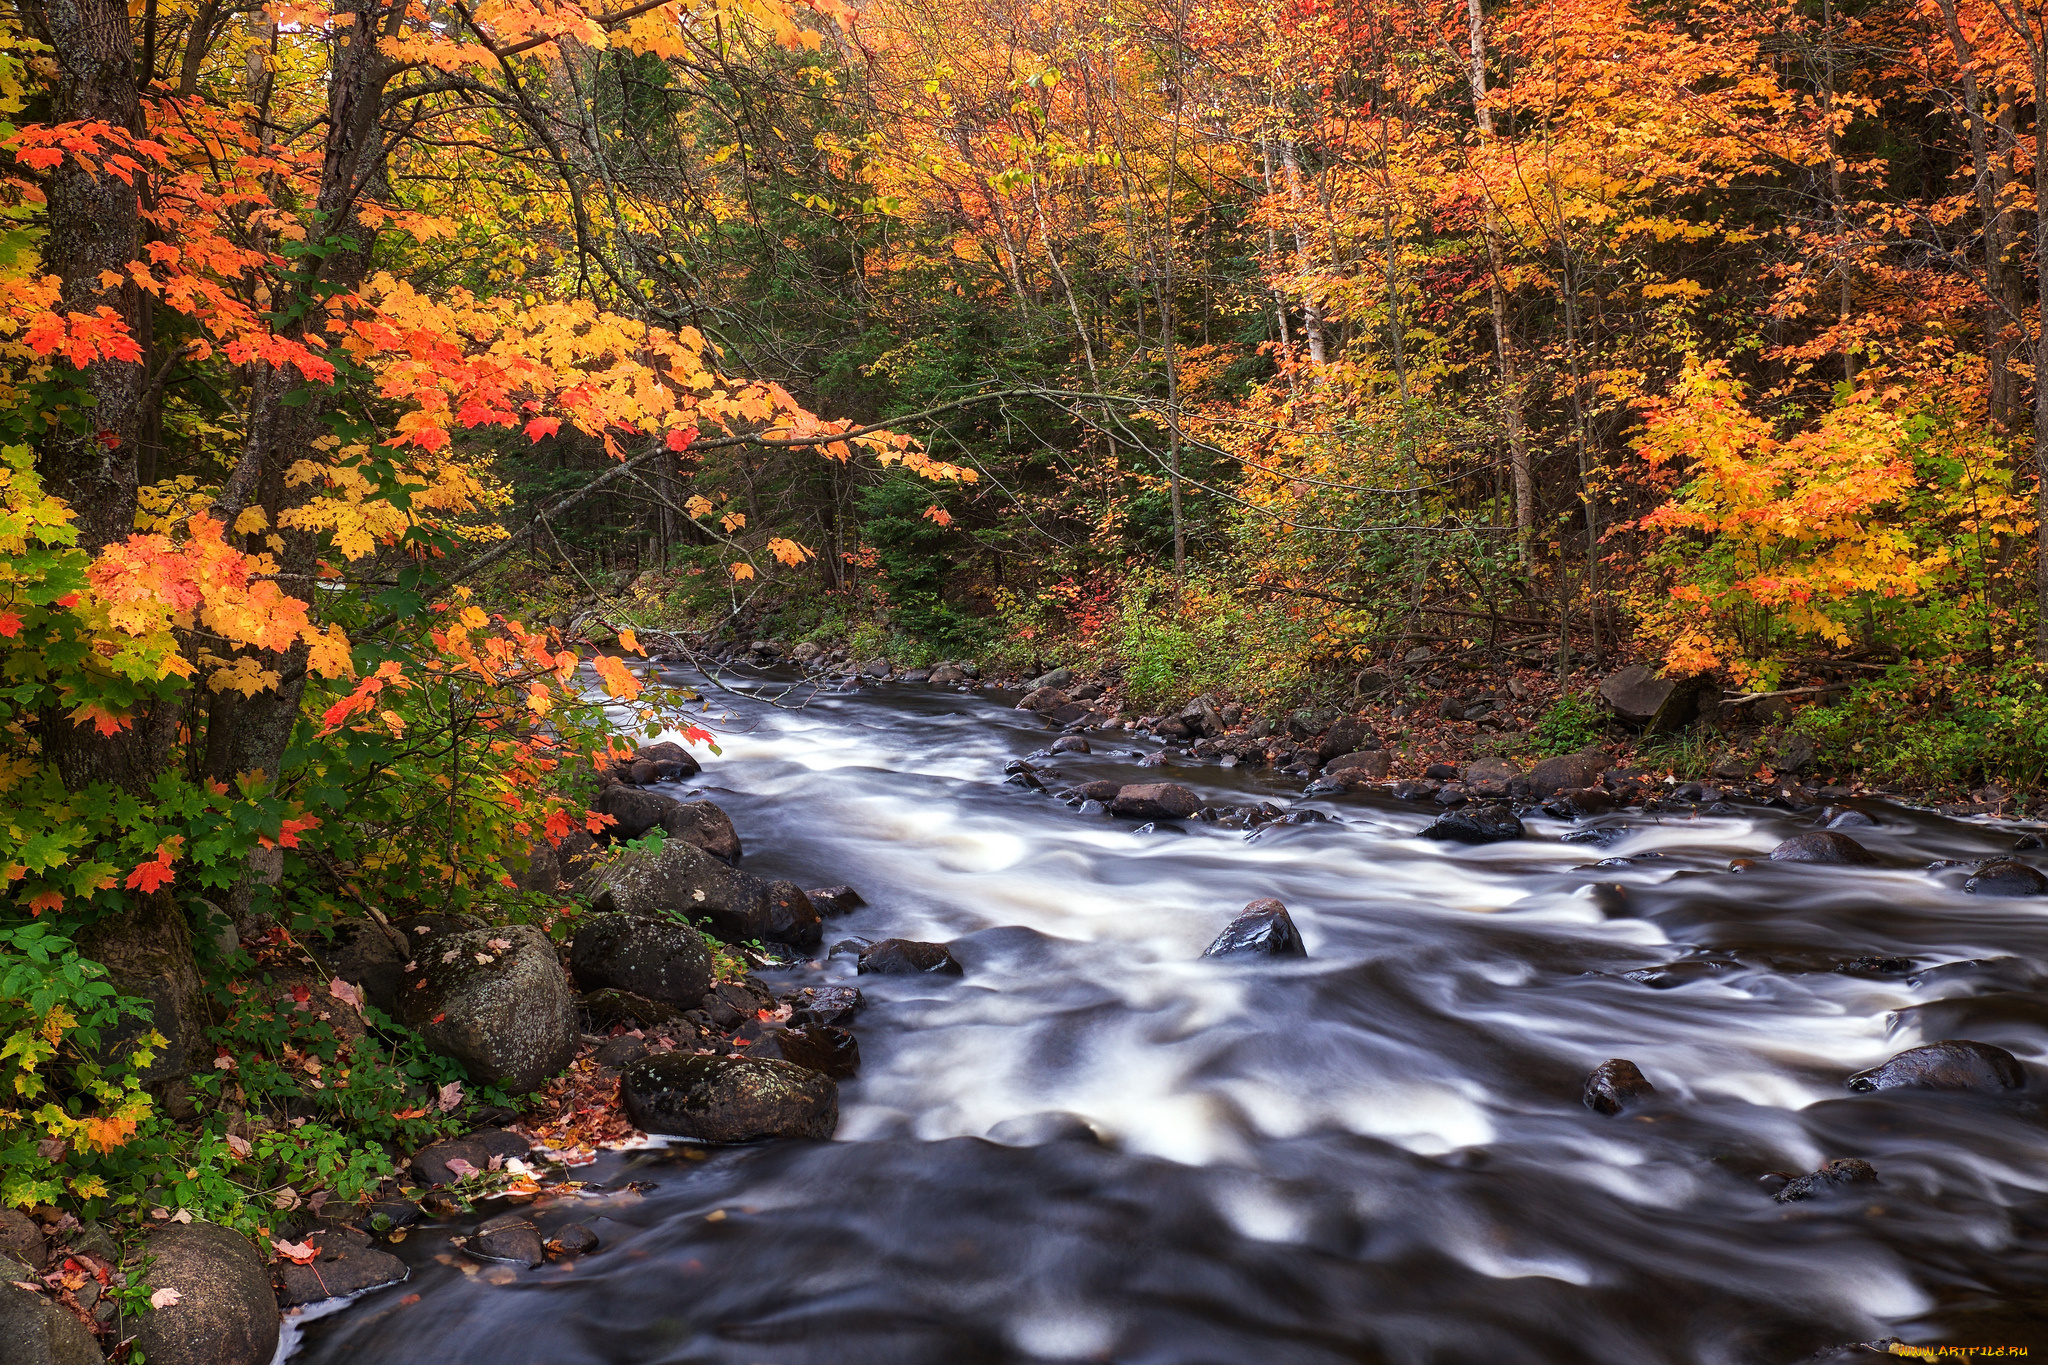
[292, 674, 2048, 1363]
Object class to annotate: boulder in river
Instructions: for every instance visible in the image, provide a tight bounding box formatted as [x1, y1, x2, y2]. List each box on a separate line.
[1066, 780, 1122, 803]
[131, 1221, 278, 1365]
[783, 984, 863, 1028]
[569, 913, 714, 1006]
[1419, 806, 1524, 845]
[806, 886, 866, 917]
[1769, 831, 1876, 865]
[1772, 1158, 1878, 1204]
[1846, 1038, 2024, 1093]
[1582, 1058, 1656, 1115]
[0, 1283, 101, 1365]
[1050, 735, 1091, 755]
[1963, 859, 2048, 897]
[603, 740, 700, 784]
[1110, 782, 1200, 820]
[588, 841, 821, 948]
[593, 787, 742, 863]
[395, 925, 577, 1091]
[747, 1024, 860, 1078]
[467, 1214, 546, 1269]
[1202, 899, 1306, 959]
[621, 1053, 839, 1142]
[858, 939, 964, 976]
[275, 1227, 409, 1306]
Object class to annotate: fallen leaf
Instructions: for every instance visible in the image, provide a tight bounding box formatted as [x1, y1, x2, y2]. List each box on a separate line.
[437, 1080, 464, 1112]
[271, 1238, 318, 1265]
[487, 938, 511, 952]
[328, 978, 365, 1013]
[149, 1287, 182, 1309]
[225, 1133, 252, 1158]
[442, 1157, 482, 1180]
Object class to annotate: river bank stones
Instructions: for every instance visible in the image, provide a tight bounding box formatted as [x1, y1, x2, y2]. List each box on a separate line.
[1769, 831, 1876, 865]
[467, 1214, 545, 1269]
[1582, 1059, 1657, 1115]
[1419, 806, 1524, 844]
[587, 842, 821, 948]
[0, 1283, 101, 1365]
[569, 913, 714, 1005]
[1202, 899, 1306, 959]
[275, 1228, 408, 1306]
[395, 925, 577, 1091]
[602, 740, 700, 786]
[621, 1054, 838, 1142]
[132, 1222, 278, 1365]
[1110, 783, 1201, 821]
[593, 788, 742, 864]
[1846, 1038, 2025, 1093]
[748, 1024, 860, 1078]
[857, 939, 964, 976]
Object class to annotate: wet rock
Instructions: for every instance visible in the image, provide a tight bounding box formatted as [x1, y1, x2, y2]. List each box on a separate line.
[782, 984, 863, 1029]
[1110, 782, 1200, 821]
[806, 886, 866, 917]
[468, 1214, 545, 1269]
[275, 1227, 408, 1306]
[1542, 787, 1618, 820]
[985, 1112, 1108, 1147]
[1820, 806, 1876, 829]
[1526, 750, 1611, 797]
[1067, 779, 1123, 803]
[1202, 898, 1306, 959]
[395, 925, 577, 1091]
[1419, 806, 1524, 845]
[1017, 686, 1069, 714]
[1050, 735, 1091, 755]
[1582, 1059, 1656, 1115]
[1847, 1039, 2024, 1093]
[409, 1129, 531, 1187]
[861, 657, 891, 679]
[1769, 831, 1877, 865]
[605, 740, 701, 784]
[582, 988, 687, 1032]
[588, 841, 820, 949]
[827, 937, 872, 962]
[1598, 664, 1705, 732]
[929, 664, 966, 685]
[548, 1225, 600, 1258]
[747, 1025, 860, 1078]
[0, 1282, 101, 1365]
[1030, 667, 1075, 691]
[569, 914, 714, 1006]
[1963, 859, 2048, 897]
[1773, 1158, 1879, 1203]
[621, 1054, 839, 1142]
[1431, 782, 1470, 806]
[1390, 779, 1438, 801]
[858, 939, 964, 976]
[1078, 800, 1107, 816]
[132, 1221, 278, 1365]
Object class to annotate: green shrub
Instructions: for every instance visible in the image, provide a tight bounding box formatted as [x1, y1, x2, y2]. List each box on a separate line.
[1794, 663, 2048, 797]
[1530, 691, 1608, 756]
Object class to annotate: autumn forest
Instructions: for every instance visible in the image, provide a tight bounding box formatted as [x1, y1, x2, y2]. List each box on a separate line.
[8, 0, 2048, 1353]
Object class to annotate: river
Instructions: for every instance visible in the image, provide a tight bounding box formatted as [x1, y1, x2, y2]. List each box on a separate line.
[292, 670, 2048, 1363]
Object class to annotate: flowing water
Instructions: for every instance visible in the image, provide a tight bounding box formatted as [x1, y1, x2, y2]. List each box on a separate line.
[293, 673, 2048, 1363]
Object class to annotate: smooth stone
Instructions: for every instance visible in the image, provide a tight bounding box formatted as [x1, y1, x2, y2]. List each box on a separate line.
[0, 1282, 101, 1365]
[806, 886, 866, 916]
[1582, 1058, 1656, 1115]
[408, 1129, 530, 1187]
[1109, 783, 1201, 820]
[592, 787, 738, 862]
[1769, 831, 1876, 865]
[587, 841, 821, 949]
[1963, 859, 2048, 897]
[783, 984, 863, 1028]
[274, 1227, 409, 1306]
[132, 1222, 278, 1365]
[621, 1053, 838, 1142]
[1050, 735, 1091, 754]
[985, 1111, 1108, 1147]
[549, 1224, 600, 1257]
[1846, 1039, 2024, 1093]
[857, 939, 964, 976]
[469, 1214, 545, 1269]
[747, 1025, 860, 1078]
[1201, 898, 1306, 959]
[1525, 750, 1611, 797]
[1419, 806, 1525, 845]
